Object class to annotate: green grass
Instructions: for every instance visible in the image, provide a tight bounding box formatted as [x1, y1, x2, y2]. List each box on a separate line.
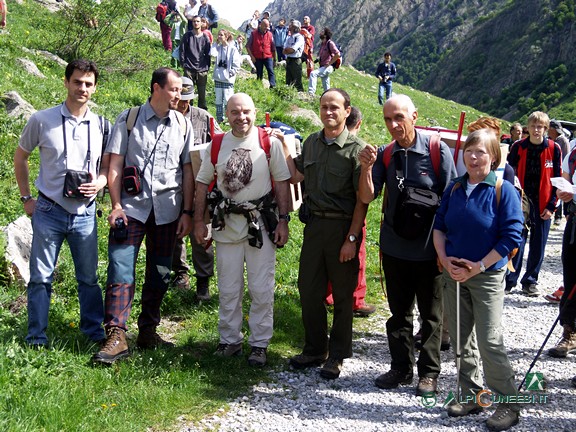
[0, 1, 493, 431]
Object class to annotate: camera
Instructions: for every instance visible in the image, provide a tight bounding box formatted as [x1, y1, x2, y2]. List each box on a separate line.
[112, 217, 128, 242]
[218, 60, 227, 68]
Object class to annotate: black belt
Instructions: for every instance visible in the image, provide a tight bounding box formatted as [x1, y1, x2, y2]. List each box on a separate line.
[38, 192, 57, 205]
[311, 210, 352, 220]
[38, 191, 94, 208]
[287, 57, 300, 61]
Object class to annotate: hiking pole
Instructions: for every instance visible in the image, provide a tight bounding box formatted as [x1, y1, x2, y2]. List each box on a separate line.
[451, 260, 472, 402]
[518, 282, 576, 391]
[456, 279, 461, 402]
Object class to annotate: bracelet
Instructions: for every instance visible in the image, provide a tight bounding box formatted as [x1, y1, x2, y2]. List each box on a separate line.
[182, 209, 194, 217]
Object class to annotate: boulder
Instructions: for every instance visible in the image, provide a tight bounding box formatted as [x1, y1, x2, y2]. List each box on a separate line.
[140, 26, 162, 41]
[22, 47, 68, 67]
[17, 58, 46, 78]
[287, 105, 322, 127]
[1, 91, 36, 120]
[3, 216, 33, 286]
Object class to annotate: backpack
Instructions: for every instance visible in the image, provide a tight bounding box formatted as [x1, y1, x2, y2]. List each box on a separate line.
[328, 40, 343, 69]
[155, 1, 168, 22]
[300, 29, 313, 62]
[209, 127, 271, 192]
[383, 134, 441, 176]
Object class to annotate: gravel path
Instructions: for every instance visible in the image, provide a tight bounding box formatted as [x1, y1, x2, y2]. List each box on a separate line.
[178, 222, 576, 432]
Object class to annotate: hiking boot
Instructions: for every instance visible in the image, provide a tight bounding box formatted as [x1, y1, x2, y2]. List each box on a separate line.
[504, 283, 515, 294]
[289, 352, 328, 369]
[320, 357, 342, 380]
[375, 369, 413, 389]
[522, 284, 539, 297]
[446, 401, 484, 417]
[548, 325, 576, 357]
[247, 346, 267, 367]
[416, 377, 437, 396]
[214, 343, 243, 357]
[486, 404, 519, 431]
[93, 327, 130, 364]
[136, 327, 174, 350]
[353, 304, 376, 317]
[173, 273, 190, 290]
[196, 276, 211, 301]
[544, 286, 564, 304]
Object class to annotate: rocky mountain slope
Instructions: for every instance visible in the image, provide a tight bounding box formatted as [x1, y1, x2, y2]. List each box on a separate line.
[264, 0, 576, 121]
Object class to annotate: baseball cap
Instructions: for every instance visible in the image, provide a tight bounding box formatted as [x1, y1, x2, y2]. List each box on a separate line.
[549, 119, 563, 134]
[180, 77, 196, 101]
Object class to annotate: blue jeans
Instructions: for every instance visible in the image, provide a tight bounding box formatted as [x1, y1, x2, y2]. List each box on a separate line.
[255, 58, 276, 87]
[506, 216, 551, 288]
[378, 81, 392, 105]
[308, 65, 334, 95]
[26, 196, 104, 345]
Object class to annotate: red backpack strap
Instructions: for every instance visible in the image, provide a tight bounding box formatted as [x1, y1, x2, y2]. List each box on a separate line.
[382, 142, 395, 168]
[257, 127, 271, 162]
[209, 133, 225, 191]
[210, 133, 225, 166]
[429, 134, 441, 178]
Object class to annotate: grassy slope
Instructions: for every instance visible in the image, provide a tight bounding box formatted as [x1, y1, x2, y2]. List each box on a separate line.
[0, 1, 489, 431]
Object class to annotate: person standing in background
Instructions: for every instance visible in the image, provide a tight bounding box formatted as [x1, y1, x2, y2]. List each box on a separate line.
[273, 18, 289, 61]
[375, 52, 397, 105]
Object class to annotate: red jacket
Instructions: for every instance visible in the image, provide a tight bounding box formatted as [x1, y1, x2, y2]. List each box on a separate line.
[511, 138, 561, 213]
[249, 30, 275, 59]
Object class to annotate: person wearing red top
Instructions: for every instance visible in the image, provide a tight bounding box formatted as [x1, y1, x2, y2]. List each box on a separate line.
[505, 111, 562, 296]
[308, 27, 340, 96]
[247, 18, 276, 88]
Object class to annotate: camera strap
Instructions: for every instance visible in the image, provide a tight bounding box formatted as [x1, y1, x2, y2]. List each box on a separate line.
[61, 114, 91, 171]
[140, 120, 168, 175]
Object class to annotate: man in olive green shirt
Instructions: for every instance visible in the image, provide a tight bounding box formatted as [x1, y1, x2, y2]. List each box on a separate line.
[283, 88, 372, 379]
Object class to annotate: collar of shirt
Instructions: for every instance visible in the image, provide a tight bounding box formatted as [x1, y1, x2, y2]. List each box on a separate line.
[321, 127, 349, 148]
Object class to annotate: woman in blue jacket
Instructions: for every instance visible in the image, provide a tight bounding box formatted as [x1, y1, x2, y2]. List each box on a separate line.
[433, 129, 523, 432]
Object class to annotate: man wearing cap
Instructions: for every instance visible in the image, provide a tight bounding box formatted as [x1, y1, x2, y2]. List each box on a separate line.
[283, 20, 304, 92]
[15, 59, 110, 347]
[171, 77, 221, 299]
[180, 15, 211, 110]
[93, 67, 194, 364]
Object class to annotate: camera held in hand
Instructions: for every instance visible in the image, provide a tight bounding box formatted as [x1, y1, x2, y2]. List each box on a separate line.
[113, 217, 128, 242]
[218, 60, 227, 68]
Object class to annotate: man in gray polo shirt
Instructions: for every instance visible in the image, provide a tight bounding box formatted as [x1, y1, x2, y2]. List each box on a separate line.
[15, 59, 110, 347]
[93, 67, 194, 364]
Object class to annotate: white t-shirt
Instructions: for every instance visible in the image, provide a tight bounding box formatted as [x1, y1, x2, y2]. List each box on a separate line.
[196, 127, 291, 242]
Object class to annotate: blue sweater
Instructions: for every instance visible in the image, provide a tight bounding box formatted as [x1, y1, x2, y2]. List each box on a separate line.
[434, 171, 523, 271]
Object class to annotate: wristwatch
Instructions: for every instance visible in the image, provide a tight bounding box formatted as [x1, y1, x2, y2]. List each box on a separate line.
[20, 195, 33, 204]
[182, 209, 194, 217]
[279, 214, 291, 222]
[348, 234, 358, 243]
[479, 260, 486, 273]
